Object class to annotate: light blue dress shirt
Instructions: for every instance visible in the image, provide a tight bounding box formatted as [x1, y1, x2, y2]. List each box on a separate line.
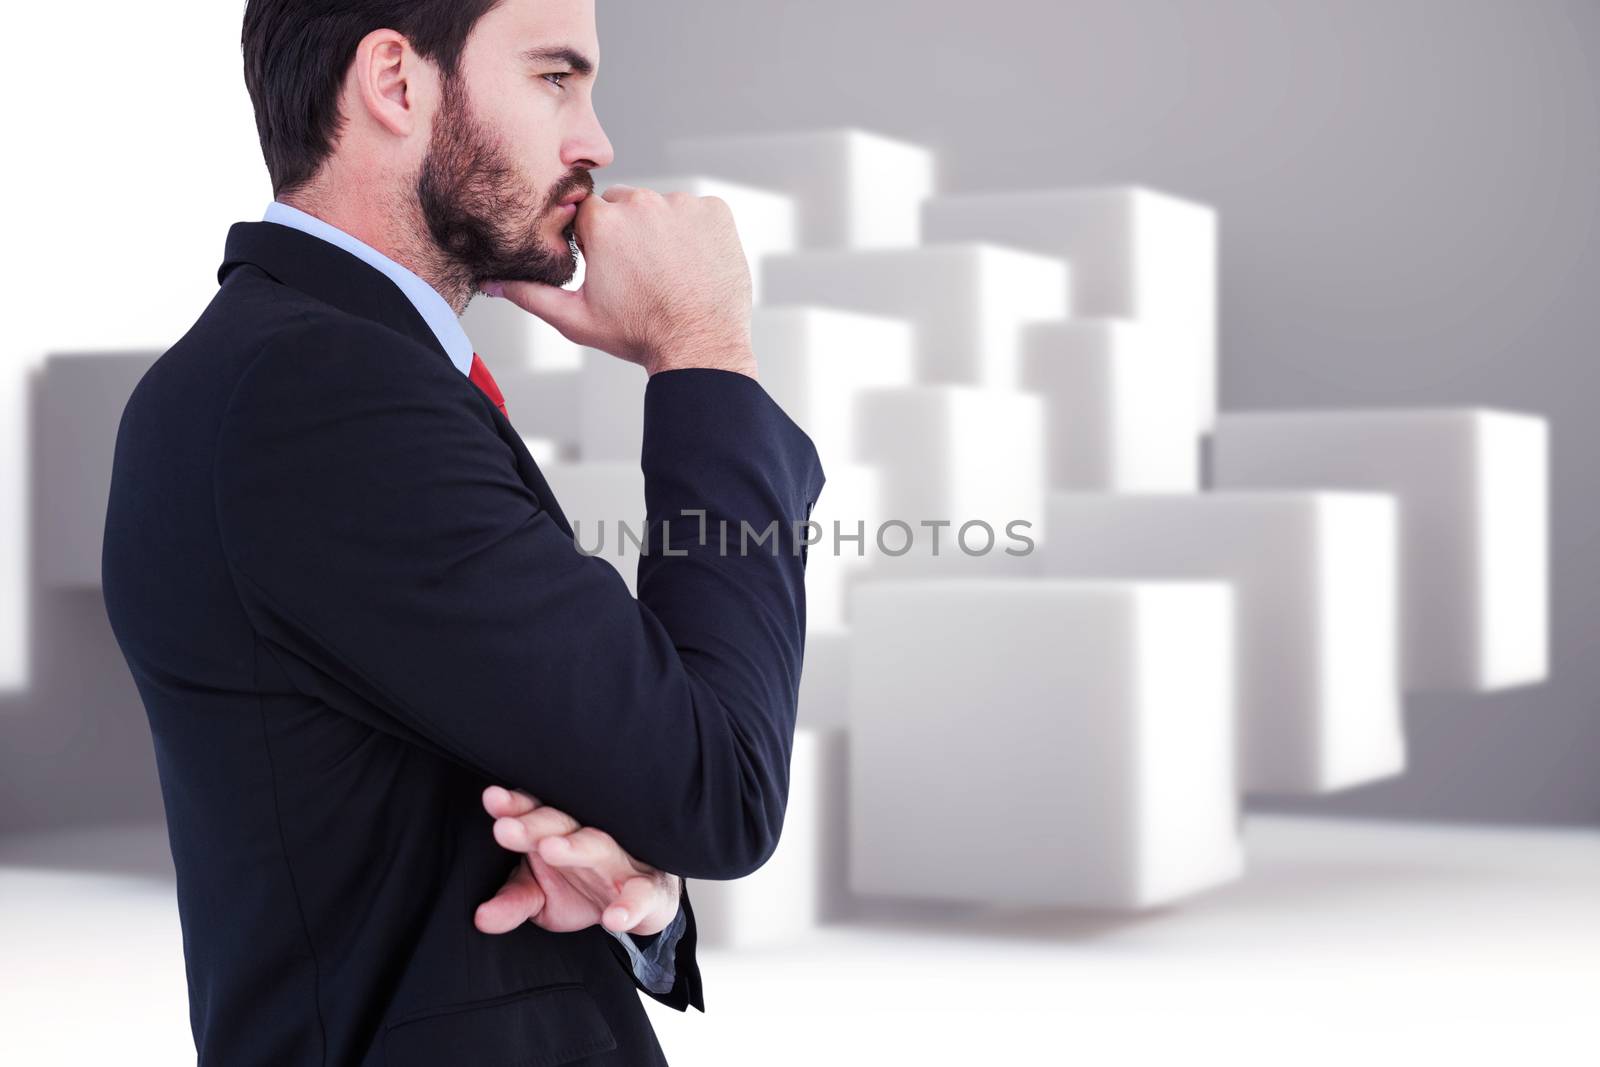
[261, 202, 686, 995]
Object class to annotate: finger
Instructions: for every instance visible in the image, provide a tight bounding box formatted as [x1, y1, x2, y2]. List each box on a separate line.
[537, 826, 628, 877]
[474, 860, 545, 935]
[603, 874, 669, 934]
[482, 785, 541, 819]
[492, 807, 581, 853]
[495, 281, 596, 344]
[599, 183, 638, 202]
[525, 851, 603, 935]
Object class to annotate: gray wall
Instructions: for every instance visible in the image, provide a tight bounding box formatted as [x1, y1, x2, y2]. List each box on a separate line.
[592, 0, 1600, 826]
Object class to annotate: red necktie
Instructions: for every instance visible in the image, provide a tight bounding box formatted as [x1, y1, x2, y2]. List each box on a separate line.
[468, 352, 509, 421]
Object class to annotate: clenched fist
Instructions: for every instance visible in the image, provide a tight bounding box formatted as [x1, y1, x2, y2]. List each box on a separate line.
[485, 184, 756, 379]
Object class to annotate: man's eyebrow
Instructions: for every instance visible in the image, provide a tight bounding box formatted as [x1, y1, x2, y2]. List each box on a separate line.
[520, 46, 594, 76]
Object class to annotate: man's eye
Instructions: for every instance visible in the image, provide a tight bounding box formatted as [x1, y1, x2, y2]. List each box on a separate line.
[543, 72, 569, 89]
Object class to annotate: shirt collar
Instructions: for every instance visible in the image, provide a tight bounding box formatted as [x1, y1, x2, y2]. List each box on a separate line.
[262, 202, 475, 377]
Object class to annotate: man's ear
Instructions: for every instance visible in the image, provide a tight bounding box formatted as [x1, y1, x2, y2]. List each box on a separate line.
[351, 28, 426, 138]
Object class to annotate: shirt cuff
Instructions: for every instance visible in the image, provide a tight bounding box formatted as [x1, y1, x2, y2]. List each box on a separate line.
[604, 898, 687, 995]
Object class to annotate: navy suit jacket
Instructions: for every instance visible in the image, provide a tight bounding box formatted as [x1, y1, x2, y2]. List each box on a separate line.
[101, 220, 826, 1065]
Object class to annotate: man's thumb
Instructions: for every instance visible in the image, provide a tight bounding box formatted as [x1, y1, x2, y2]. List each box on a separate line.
[489, 280, 594, 345]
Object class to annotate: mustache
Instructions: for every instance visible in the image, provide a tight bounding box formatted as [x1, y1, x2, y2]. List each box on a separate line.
[545, 169, 594, 212]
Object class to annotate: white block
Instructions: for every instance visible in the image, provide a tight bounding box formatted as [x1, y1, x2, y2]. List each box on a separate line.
[42, 352, 157, 588]
[538, 461, 645, 593]
[854, 385, 1046, 531]
[803, 464, 882, 632]
[797, 629, 850, 731]
[688, 727, 849, 945]
[1023, 319, 1201, 492]
[925, 187, 1217, 429]
[1211, 408, 1549, 691]
[495, 366, 580, 457]
[1040, 492, 1405, 794]
[598, 176, 796, 301]
[764, 244, 1069, 388]
[850, 580, 1242, 910]
[667, 128, 935, 250]
[522, 437, 559, 467]
[841, 377, 1046, 599]
[462, 295, 584, 371]
[753, 307, 915, 468]
[577, 350, 646, 462]
[841, 520, 1043, 612]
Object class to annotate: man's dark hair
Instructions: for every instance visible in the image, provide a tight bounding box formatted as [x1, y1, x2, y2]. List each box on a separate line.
[242, 0, 505, 198]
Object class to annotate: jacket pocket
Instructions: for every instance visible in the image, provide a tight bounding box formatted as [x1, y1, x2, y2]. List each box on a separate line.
[384, 982, 617, 1067]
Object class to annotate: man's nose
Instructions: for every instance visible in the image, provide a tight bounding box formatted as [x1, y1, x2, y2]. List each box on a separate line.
[565, 106, 615, 171]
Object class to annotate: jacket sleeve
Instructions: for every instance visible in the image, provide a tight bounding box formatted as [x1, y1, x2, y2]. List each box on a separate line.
[213, 319, 826, 882]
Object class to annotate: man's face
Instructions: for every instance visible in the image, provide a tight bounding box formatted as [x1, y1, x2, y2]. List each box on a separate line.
[416, 0, 613, 288]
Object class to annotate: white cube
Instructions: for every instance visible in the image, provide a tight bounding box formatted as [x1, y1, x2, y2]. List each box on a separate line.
[798, 629, 851, 732]
[522, 437, 559, 467]
[854, 385, 1046, 532]
[839, 374, 1047, 614]
[803, 464, 883, 633]
[925, 186, 1217, 429]
[667, 128, 935, 249]
[764, 244, 1069, 388]
[687, 726, 849, 945]
[1210, 408, 1549, 692]
[496, 366, 581, 458]
[1024, 319, 1201, 491]
[849, 579, 1242, 910]
[538, 461, 645, 593]
[841, 522, 1043, 619]
[599, 176, 796, 301]
[753, 307, 915, 468]
[45, 352, 157, 588]
[1041, 492, 1405, 794]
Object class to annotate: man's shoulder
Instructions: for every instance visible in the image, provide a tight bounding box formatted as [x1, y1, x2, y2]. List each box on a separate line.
[217, 266, 440, 367]
[165, 266, 453, 409]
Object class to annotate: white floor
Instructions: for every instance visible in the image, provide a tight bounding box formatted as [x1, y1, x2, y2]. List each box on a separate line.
[1, 815, 1594, 1066]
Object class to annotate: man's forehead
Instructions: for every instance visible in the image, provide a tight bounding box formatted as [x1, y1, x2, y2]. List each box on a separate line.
[483, 0, 600, 66]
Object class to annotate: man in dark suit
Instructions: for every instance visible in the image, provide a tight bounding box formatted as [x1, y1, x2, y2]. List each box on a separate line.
[100, 0, 824, 1063]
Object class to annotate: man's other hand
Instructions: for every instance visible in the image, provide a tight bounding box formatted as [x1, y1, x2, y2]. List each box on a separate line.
[474, 785, 683, 938]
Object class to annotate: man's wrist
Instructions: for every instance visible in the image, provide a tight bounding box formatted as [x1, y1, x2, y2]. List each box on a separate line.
[645, 338, 757, 380]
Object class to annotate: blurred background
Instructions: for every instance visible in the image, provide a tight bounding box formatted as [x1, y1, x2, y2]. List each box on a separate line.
[1, 1, 1595, 1063]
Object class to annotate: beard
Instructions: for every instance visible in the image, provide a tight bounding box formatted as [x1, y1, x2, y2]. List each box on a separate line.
[415, 72, 590, 289]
